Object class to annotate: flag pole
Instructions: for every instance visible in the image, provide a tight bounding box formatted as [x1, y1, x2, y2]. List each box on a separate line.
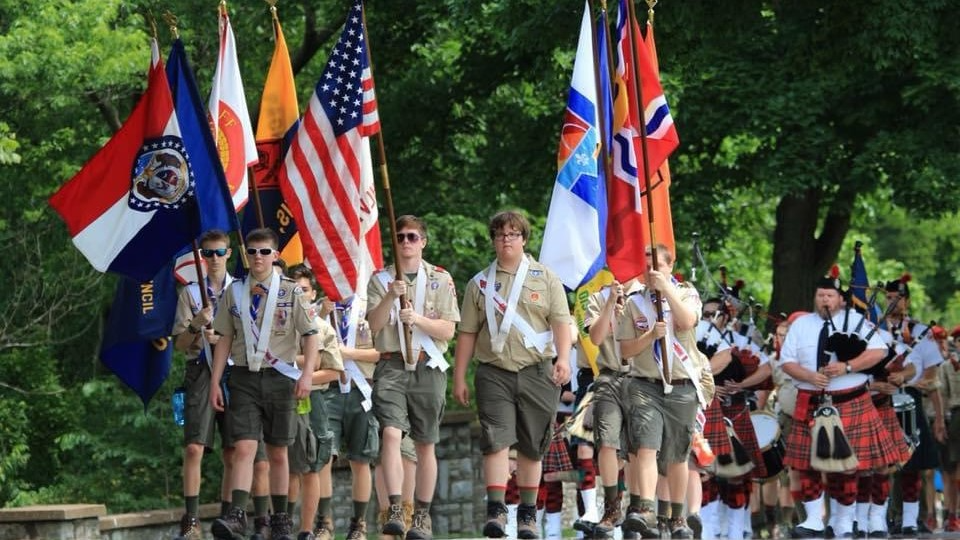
[360, 3, 415, 367]
[624, 0, 669, 383]
[588, 0, 614, 194]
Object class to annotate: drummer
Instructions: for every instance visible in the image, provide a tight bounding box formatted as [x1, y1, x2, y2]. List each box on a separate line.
[779, 269, 901, 538]
[881, 275, 947, 535]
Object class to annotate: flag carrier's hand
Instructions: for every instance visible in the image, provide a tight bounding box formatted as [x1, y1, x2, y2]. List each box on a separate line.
[453, 378, 470, 407]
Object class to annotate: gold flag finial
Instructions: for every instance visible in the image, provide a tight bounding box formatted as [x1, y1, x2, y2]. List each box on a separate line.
[265, 0, 278, 20]
[147, 11, 158, 41]
[646, 0, 657, 25]
[162, 11, 179, 39]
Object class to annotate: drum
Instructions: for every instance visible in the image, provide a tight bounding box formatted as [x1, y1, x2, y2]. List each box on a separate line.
[893, 391, 919, 448]
[750, 411, 785, 478]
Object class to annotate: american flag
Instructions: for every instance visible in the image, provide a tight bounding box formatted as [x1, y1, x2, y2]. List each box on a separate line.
[280, 0, 380, 301]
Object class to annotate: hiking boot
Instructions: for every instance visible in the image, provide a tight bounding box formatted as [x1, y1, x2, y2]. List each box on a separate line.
[312, 515, 334, 540]
[622, 507, 659, 539]
[594, 499, 624, 537]
[483, 501, 509, 538]
[382, 504, 406, 536]
[297, 532, 316, 540]
[211, 507, 247, 540]
[270, 512, 294, 540]
[670, 517, 693, 539]
[346, 517, 368, 540]
[517, 503, 539, 539]
[174, 513, 202, 540]
[250, 515, 271, 540]
[402, 501, 415, 531]
[405, 510, 432, 540]
[686, 513, 702, 540]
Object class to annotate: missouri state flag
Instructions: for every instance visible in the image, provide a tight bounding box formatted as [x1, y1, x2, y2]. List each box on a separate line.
[540, 2, 607, 290]
[49, 39, 204, 283]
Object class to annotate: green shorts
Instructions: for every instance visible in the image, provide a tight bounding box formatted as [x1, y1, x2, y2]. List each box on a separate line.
[623, 378, 698, 464]
[226, 368, 297, 447]
[288, 412, 318, 474]
[592, 371, 627, 452]
[290, 389, 335, 473]
[375, 433, 418, 465]
[183, 361, 231, 449]
[325, 383, 380, 463]
[373, 356, 446, 444]
[475, 360, 559, 460]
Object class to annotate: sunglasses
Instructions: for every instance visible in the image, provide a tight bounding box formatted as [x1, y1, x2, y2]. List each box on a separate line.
[246, 247, 276, 256]
[397, 232, 423, 243]
[200, 248, 228, 258]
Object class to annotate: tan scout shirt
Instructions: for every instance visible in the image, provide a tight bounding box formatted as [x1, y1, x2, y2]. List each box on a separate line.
[173, 279, 232, 360]
[619, 281, 702, 380]
[213, 275, 318, 368]
[583, 288, 626, 372]
[940, 358, 960, 412]
[310, 315, 344, 390]
[460, 257, 572, 372]
[367, 261, 460, 354]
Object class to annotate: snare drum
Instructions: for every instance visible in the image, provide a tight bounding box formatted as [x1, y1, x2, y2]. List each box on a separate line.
[750, 411, 785, 478]
[893, 391, 919, 448]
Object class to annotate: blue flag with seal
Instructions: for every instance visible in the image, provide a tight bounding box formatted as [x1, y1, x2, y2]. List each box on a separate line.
[850, 241, 881, 324]
[540, 2, 608, 290]
[100, 260, 177, 407]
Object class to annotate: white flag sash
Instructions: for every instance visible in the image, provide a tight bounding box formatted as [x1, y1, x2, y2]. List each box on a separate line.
[232, 274, 301, 380]
[334, 299, 374, 411]
[375, 265, 449, 371]
[187, 275, 235, 368]
[472, 268, 554, 355]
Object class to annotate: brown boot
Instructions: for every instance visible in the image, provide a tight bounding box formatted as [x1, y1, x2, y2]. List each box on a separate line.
[405, 509, 433, 540]
[270, 511, 294, 540]
[346, 517, 368, 540]
[595, 498, 624, 537]
[211, 507, 247, 540]
[174, 513, 201, 540]
[517, 503, 539, 539]
[382, 503, 406, 536]
[483, 501, 509, 538]
[402, 501, 415, 531]
[314, 515, 335, 540]
[377, 509, 393, 540]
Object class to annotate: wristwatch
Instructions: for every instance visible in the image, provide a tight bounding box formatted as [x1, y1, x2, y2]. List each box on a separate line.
[845, 362, 853, 374]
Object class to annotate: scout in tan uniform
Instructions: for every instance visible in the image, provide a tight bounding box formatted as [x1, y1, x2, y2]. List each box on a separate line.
[209, 228, 320, 540]
[172, 229, 234, 540]
[453, 210, 572, 540]
[583, 279, 641, 537]
[618, 245, 704, 540]
[367, 215, 460, 540]
[286, 266, 347, 540]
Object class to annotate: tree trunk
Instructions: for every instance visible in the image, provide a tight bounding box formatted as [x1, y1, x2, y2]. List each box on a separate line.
[768, 188, 853, 326]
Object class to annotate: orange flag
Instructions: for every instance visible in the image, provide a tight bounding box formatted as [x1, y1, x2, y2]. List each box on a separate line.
[639, 22, 676, 258]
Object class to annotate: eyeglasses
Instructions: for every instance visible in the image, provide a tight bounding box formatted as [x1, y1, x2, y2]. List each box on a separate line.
[396, 232, 424, 244]
[246, 247, 276, 256]
[702, 311, 717, 318]
[200, 248, 228, 258]
[493, 232, 523, 242]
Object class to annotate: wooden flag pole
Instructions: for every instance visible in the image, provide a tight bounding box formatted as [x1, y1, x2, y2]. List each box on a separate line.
[360, 3, 415, 368]
[588, 0, 615, 196]
[624, 0, 669, 383]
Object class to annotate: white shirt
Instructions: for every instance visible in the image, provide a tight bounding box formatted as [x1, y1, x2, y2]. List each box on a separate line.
[780, 309, 885, 391]
[887, 319, 945, 385]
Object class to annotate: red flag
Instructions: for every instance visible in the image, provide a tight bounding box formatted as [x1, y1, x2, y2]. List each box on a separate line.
[279, 1, 380, 301]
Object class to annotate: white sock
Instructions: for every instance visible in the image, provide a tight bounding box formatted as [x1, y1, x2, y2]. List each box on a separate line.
[726, 504, 745, 540]
[903, 501, 920, 528]
[537, 507, 546, 538]
[507, 503, 518, 539]
[834, 503, 855, 537]
[581, 487, 600, 523]
[856, 502, 870, 533]
[797, 495, 825, 532]
[700, 501, 716, 540]
[869, 502, 889, 534]
[743, 507, 753, 538]
[828, 497, 839, 530]
[545, 511, 563, 539]
[715, 502, 728, 538]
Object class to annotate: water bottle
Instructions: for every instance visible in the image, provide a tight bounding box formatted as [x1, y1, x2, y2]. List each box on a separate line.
[296, 396, 311, 415]
[172, 386, 186, 426]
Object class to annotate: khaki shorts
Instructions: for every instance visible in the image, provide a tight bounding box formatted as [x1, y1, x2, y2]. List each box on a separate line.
[376, 434, 418, 465]
[592, 371, 628, 451]
[227, 368, 297, 447]
[289, 413, 318, 474]
[623, 378, 698, 464]
[373, 355, 446, 444]
[475, 360, 559, 460]
[325, 383, 380, 463]
[183, 361, 231, 448]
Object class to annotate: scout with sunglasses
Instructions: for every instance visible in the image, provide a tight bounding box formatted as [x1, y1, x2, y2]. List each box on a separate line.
[209, 228, 321, 539]
[367, 214, 460, 540]
[171, 229, 236, 540]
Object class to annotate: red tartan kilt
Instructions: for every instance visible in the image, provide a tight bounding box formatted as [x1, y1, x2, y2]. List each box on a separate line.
[874, 397, 913, 465]
[722, 400, 767, 478]
[703, 397, 733, 456]
[542, 423, 574, 474]
[784, 388, 901, 471]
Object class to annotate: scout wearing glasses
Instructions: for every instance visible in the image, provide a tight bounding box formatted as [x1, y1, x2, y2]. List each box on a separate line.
[209, 228, 321, 540]
[367, 215, 460, 540]
[172, 229, 235, 540]
[453, 210, 572, 540]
